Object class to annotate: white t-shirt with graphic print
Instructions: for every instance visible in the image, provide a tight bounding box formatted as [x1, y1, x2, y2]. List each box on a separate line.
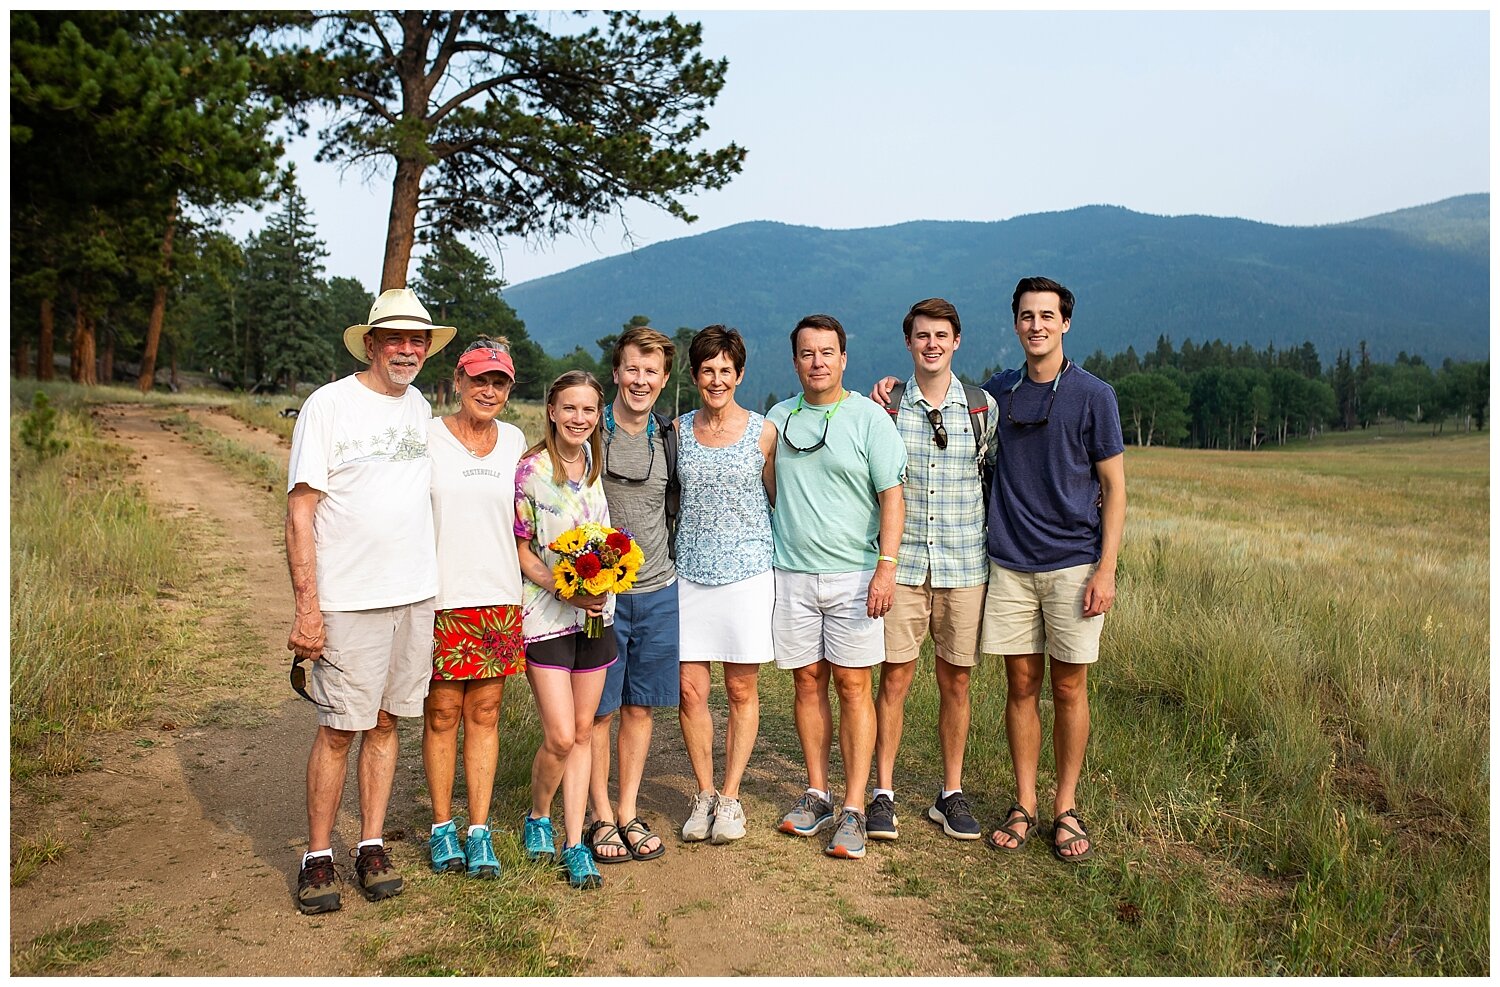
[287, 373, 438, 611]
[428, 416, 527, 610]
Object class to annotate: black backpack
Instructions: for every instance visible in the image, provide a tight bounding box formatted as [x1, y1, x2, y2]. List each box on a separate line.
[882, 381, 993, 502]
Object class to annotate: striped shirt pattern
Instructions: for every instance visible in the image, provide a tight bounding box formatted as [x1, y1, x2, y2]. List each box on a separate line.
[893, 373, 998, 588]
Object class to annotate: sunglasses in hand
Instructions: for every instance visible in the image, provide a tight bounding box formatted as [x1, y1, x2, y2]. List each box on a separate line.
[290, 653, 341, 710]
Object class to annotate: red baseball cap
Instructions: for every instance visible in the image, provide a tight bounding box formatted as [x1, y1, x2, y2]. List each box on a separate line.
[456, 346, 516, 380]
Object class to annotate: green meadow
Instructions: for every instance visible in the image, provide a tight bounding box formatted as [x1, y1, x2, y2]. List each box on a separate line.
[9, 383, 1488, 974]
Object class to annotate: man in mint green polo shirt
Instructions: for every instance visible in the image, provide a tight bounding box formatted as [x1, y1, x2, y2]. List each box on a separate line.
[767, 313, 907, 861]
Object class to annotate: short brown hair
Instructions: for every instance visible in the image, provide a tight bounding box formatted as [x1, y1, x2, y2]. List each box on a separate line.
[902, 298, 961, 339]
[1011, 277, 1074, 321]
[612, 325, 676, 371]
[789, 313, 846, 355]
[689, 325, 747, 374]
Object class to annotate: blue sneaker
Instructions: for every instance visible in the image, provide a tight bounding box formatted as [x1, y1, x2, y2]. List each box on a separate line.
[559, 842, 602, 890]
[522, 813, 556, 863]
[465, 826, 500, 879]
[429, 820, 466, 874]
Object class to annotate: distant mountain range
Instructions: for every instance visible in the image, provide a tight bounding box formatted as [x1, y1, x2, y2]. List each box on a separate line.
[505, 194, 1489, 399]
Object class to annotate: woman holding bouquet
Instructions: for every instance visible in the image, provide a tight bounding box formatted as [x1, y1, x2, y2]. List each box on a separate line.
[674, 326, 779, 844]
[514, 370, 616, 890]
[423, 338, 529, 880]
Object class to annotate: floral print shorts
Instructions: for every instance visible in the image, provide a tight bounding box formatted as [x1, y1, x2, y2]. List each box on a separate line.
[431, 604, 525, 680]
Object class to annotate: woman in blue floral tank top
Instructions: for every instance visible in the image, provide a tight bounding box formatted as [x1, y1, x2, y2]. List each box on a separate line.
[673, 326, 779, 846]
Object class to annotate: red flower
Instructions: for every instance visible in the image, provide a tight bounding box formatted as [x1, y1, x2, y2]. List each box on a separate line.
[575, 553, 603, 579]
[606, 532, 632, 554]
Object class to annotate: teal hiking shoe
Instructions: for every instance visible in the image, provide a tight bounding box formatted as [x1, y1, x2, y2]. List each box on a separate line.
[429, 820, 466, 873]
[522, 813, 557, 863]
[465, 826, 500, 879]
[559, 842, 603, 890]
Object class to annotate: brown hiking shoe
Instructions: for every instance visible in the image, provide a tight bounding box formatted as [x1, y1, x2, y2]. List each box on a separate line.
[353, 843, 404, 901]
[296, 854, 341, 914]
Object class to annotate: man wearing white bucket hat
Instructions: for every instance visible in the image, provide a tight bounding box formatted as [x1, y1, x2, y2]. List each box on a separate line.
[285, 288, 456, 914]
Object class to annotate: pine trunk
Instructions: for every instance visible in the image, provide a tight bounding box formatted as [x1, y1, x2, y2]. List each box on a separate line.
[380, 157, 425, 291]
[36, 296, 55, 380]
[138, 197, 179, 392]
[16, 339, 31, 378]
[70, 294, 97, 386]
[100, 334, 115, 384]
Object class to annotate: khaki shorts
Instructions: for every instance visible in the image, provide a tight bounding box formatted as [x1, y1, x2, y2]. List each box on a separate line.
[980, 562, 1103, 664]
[311, 599, 437, 731]
[883, 579, 986, 667]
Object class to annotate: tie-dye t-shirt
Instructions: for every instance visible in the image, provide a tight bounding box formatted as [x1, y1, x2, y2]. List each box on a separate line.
[513, 447, 614, 643]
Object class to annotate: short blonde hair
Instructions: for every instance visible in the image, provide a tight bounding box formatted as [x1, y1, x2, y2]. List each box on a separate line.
[612, 325, 676, 371]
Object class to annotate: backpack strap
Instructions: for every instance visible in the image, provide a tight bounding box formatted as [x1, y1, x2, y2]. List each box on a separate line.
[960, 382, 990, 465]
[652, 410, 680, 561]
[881, 380, 906, 418]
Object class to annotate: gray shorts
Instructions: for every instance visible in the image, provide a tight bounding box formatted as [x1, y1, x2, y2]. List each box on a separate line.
[309, 599, 437, 731]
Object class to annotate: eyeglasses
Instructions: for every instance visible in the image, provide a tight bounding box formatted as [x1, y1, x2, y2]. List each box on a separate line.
[925, 407, 948, 449]
[603, 433, 655, 483]
[1007, 360, 1071, 428]
[780, 391, 848, 454]
[290, 654, 342, 709]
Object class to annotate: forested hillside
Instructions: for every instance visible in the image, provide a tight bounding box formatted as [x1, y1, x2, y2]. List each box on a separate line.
[505, 197, 1489, 399]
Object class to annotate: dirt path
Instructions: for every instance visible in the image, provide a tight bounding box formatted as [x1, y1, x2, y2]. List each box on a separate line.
[11, 403, 983, 976]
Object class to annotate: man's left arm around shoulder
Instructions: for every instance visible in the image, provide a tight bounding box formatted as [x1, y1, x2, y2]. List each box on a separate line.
[867, 483, 905, 618]
[1082, 453, 1126, 618]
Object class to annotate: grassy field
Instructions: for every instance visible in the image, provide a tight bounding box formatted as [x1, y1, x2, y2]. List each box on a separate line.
[860, 429, 1489, 974]
[9, 381, 1488, 974]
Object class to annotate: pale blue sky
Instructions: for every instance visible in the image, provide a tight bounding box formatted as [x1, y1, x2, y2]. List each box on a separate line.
[254, 10, 1491, 290]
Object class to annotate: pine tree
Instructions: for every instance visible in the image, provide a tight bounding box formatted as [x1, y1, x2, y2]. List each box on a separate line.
[410, 237, 543, 400]
[302, 11, 746, 290]
[243, 181, 334, 391]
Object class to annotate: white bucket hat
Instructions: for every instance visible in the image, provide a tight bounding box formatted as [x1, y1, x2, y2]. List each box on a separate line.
[343, 288, 457, 363]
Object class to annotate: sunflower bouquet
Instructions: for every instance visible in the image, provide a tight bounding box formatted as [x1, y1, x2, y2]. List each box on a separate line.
[547, 522, 644, 638]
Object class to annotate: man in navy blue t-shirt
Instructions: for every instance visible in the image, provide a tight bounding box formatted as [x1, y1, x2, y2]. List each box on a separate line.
[977, 276, 1125, 863]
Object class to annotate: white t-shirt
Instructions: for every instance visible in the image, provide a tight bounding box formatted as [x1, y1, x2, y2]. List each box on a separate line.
[286, 374, 438, 611]
[428, 416, 528, 609]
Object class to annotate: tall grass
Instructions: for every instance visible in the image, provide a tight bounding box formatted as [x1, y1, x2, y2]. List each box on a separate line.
[874, 430, 1487, 974]
[10, 393, 198, 777]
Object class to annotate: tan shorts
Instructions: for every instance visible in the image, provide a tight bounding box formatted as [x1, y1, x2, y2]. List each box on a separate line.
[980, 562, 1103, 664]
[311, 599, 437, 731]
[882, 579, 986, 667]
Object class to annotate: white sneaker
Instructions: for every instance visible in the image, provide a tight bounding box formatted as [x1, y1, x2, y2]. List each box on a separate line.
[681, 790, 717, 842]
[710, 796, 746, 844]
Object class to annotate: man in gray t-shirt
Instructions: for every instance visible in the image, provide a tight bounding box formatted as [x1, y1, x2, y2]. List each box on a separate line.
[587, 326, 681, 864]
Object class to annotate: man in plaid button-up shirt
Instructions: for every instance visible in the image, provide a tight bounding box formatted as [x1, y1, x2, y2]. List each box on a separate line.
[865, 298, 997, 843]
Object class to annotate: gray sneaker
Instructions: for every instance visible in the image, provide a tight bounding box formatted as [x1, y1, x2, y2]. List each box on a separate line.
[682, 790, 717, 842]
[710, 796, 746, 844]
[824, 808, 867, 859]
[778, 791, 835, 837]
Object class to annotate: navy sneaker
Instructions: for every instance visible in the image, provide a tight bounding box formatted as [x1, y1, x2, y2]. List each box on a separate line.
[865, 793, 898, 841]
[928, 790, 982, 840]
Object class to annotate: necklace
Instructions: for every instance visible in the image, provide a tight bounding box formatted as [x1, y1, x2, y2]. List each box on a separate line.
[557, 448, 583, 464]
[703, 409, 735, 436]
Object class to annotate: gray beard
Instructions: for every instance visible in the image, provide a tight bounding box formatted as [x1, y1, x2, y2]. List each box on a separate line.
[386, 363, 420, 387]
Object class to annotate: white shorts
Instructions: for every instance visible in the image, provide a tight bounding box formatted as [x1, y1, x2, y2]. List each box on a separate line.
[311, 599, 437, 731]
[772, 568, 885, 671]
[678, 571, 775, 664]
